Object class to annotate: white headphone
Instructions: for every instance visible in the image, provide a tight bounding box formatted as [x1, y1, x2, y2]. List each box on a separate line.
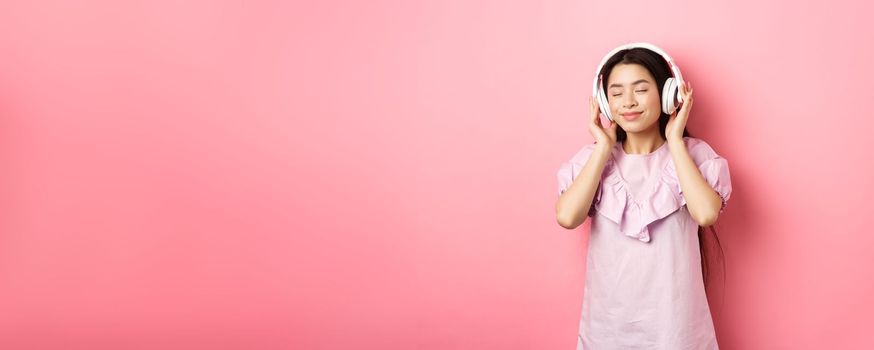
[592, 42, 686, 122]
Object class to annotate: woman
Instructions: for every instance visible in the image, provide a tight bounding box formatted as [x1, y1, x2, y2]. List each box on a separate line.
[555, 44, 732, 349]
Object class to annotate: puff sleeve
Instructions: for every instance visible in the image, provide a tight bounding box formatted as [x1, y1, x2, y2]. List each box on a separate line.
[681, 138, 733, 213]
[556, 143, 601, 217]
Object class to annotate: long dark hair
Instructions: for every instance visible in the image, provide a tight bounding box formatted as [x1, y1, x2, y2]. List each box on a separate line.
[598, 47, 725, 291]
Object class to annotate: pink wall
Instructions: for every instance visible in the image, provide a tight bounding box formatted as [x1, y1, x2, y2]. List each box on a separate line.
[0, 0, 871, 349]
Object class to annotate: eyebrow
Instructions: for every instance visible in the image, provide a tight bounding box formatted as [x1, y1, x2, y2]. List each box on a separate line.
[608, 79, 651, 89]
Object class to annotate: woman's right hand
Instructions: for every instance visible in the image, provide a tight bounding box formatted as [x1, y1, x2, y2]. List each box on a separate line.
[588, 95, 617, 147]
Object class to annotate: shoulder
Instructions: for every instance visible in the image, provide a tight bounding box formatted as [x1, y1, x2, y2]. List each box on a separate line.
[563, 142, 599, 165]
[681, 136, 724, 165]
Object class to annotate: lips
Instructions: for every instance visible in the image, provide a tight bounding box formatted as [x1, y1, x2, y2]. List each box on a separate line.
[622, 112, 642, 121]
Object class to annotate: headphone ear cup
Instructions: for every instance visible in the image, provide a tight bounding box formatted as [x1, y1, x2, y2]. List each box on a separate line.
[596, 86, 612, 121]
[662, 77, 677, 115]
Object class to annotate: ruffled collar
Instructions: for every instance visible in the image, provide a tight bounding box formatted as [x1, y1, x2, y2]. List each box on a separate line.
[591, 141, 684, 243]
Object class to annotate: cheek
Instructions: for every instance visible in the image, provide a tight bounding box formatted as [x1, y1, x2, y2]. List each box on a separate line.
[643, 93, 661, 110]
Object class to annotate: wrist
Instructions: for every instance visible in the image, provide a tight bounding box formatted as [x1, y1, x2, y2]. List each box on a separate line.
[594, 140, 615, 153]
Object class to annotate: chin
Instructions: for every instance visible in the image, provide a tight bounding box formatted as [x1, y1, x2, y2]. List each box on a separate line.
[619, 120, 658, 134]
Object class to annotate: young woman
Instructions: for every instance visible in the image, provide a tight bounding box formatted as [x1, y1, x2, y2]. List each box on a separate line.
[555, 43, 732, 349]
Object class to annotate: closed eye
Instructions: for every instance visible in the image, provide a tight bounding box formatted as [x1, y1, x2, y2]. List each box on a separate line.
[613, 90, 647, 97]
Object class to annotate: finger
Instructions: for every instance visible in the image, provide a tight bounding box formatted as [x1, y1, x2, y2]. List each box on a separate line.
[589, 97, 596, 120]
[592, 98, 604, 126]
[590, 98, 597, 120]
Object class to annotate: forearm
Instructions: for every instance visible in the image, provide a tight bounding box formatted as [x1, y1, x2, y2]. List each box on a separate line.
[555, 144, 612, 229]
[667, 138, 723, 226]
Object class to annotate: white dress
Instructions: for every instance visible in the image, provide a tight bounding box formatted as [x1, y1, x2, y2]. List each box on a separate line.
[557, 137, 733, 350]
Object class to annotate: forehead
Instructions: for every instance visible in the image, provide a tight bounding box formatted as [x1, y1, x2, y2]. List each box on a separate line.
[607, 63, 655, 86]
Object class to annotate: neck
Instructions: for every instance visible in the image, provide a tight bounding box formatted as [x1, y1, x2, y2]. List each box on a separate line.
[622, 127, 666, 154]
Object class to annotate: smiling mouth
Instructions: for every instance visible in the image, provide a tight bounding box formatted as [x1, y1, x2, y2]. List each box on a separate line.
[623, 112, 642, 120]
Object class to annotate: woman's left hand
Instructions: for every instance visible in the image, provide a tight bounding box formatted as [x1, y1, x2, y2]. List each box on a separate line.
[665, 81, 693, 142]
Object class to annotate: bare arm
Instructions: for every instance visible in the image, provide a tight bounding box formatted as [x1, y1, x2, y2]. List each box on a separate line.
[664, 82, 722, 226]
[667, 138, 723, 226]
[555, 94, 617, 230]
[555, 143, 612, 229]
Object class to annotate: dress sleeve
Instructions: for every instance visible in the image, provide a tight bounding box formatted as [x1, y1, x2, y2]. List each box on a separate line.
[686, 138, 733, 213]
[556, 143, 601, 217]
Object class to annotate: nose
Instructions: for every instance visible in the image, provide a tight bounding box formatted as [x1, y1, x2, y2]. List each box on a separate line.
[622, 92, 637, 109]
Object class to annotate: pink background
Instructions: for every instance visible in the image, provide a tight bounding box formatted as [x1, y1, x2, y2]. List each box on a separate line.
[0, 0, 872, 349]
